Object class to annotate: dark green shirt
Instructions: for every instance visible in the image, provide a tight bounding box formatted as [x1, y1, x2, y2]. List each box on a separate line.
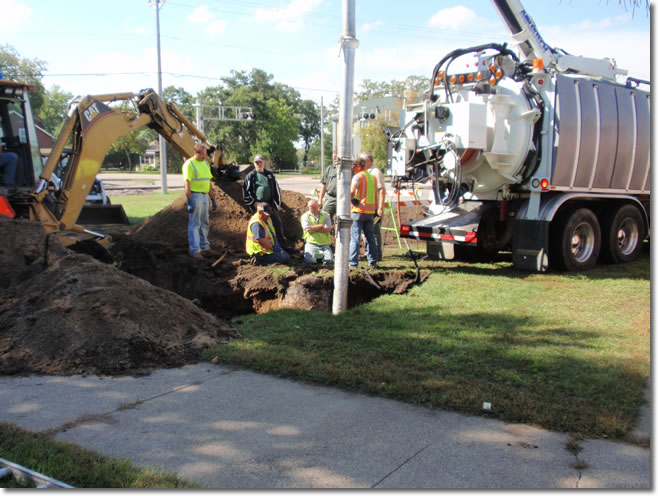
[321, 162, 337, 197]
[255, 172, 271, 202]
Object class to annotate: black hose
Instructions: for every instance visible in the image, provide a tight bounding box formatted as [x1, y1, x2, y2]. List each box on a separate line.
[429, 42, 520, 101]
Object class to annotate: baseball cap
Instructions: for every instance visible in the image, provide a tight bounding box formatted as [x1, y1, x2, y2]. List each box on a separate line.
[256, 202, 271, 215]
[254, 154, 266, 163]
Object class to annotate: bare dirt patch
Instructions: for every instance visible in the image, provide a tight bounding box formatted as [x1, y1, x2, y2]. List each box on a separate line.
[0, 218, 239, 376]
[0, 177, 427, 377]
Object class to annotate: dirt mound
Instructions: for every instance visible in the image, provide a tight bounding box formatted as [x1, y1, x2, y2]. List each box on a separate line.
[0, 217, 68, 290]
[129, 177, 308, 252]
[0, 179, 428, 378]
[0, 218, 239, 376]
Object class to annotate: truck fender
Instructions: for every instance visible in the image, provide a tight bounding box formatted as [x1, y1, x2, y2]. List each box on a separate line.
[516, 192, 649, 228]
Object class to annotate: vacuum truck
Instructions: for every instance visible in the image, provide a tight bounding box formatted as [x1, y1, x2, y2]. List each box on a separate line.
[389, 0, 650, 271]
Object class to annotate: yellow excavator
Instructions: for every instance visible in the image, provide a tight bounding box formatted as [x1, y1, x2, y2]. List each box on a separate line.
[0, 79, 228, 234]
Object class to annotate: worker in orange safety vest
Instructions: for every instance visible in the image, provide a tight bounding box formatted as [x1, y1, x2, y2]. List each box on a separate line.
[349, 156, 379, 268]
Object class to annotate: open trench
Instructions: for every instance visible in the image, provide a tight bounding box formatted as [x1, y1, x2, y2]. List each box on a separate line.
[74, 235, 428, 319]
[0, 180, 429, 377]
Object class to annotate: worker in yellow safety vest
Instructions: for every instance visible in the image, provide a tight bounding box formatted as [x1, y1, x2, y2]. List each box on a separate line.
[349, 156, 379, 268]
[246, 202, 291, 266]
[301, 198, 333, 265]
[184, 143, 217, 258]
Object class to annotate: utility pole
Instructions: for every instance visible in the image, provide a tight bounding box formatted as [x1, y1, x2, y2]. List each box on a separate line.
[320, 96, 325, 177]
[332, 0, 358, 315]
[154, 0, 168, 194]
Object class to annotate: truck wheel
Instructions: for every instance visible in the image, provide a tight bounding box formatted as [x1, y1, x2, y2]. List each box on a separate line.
[550, 208, 601, 271]
[600, 204, 645, 264]
[475, 208, 501, 260]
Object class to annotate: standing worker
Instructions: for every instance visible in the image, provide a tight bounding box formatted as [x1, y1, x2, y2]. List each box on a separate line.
[301, 198, 333, 265]
[246, 202, 291, 266]
[183, 143, 216, 258]
[243, 154, 288, 248]
[318, 150, 338, 223]
[356, 152, 385, 261]
[349, 159, 379, 268]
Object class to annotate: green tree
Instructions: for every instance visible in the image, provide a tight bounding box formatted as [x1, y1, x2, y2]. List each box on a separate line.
[307, 125, 333, 164]
[298, 99, 320, 166]
[163, 85, 195, 122]
[39, 85, 73, 136]
[0, 44, 47, 114]
[197, 68, 307, 167]
[356, 75, 429, 103]
[360, 118, 389, 169]
[104, 128, 150, 171]
[252, 98, 299, 169]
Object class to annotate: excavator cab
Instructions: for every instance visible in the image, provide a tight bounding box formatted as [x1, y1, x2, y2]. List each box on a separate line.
[0, 80, 42, 198]
[0, 79, 128, 225]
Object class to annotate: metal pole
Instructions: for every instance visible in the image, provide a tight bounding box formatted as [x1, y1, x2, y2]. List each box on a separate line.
[320, 96, 325, 177]
[194, 98, 204, 134]
[332, 0, 358, 315]
[156, 0, 168, 194]
[331, 119, 337, 153]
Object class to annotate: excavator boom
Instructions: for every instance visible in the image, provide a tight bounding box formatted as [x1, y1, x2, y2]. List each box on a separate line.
[31, 89, 224, 232]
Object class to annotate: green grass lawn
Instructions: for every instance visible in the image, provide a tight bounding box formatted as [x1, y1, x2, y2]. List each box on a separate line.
[113, 191, 182, 224]
[0, 423, 198, 488]
[203, 245, 650, 440]
[109, 192, 650, 439]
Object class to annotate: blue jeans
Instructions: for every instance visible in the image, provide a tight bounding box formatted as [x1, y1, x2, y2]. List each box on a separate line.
[303, 243, 334, 264]
[254, 250, 291, 266]
[350, 212, 378, 266]
[188, 192, 210, 254]
[0, 151, 18, 185]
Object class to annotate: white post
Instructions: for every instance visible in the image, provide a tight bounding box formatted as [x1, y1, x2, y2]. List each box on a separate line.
[320, 96, 325, 177]
[155, 0, 168, 194]
[332, 0, 358, 315]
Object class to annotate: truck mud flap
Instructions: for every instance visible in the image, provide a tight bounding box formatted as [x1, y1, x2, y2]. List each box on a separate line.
[76, 204, 130, 225]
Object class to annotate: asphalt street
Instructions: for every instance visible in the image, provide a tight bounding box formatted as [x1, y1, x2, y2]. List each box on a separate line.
[0, 364, 650, 489]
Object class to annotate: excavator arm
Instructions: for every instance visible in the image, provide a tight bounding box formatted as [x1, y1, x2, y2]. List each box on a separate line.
[31, 89, 225, 232]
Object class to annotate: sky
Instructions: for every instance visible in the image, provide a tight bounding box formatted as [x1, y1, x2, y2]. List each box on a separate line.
[1, 0, 652, 106]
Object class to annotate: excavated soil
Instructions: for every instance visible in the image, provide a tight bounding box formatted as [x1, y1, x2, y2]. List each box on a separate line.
[0, 176, 427, 377]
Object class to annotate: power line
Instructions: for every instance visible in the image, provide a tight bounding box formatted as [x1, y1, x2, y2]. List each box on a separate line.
[41, 70, 338, 95]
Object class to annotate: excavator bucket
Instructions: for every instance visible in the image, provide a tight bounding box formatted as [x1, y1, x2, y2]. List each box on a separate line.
[76, 204, 130, 225]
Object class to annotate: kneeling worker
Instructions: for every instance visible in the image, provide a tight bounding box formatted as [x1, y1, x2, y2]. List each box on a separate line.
[301, 198, 333, 265]
[246, 202, 291, 266]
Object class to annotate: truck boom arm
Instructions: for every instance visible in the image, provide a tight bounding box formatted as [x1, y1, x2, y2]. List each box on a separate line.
[490, 0, 626, 81]
[31, 89, 224, 232]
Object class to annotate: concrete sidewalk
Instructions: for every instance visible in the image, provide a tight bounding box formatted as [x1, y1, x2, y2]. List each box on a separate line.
[0, 364, 650, 489]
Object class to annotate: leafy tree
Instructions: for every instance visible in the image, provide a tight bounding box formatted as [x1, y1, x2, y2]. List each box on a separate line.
[39, 85, 73, 136]
[306, 126, 333, 164]
[163, 85, 195, 122]
[197, 68, 306, 167]
[0, 44, 47, 114]
[103, 126, 150, 171]
[298, 99, 320, 166]
[252, 98, 299, 169]
[360, 118, 390, 169]
[356, 75, 429, 103]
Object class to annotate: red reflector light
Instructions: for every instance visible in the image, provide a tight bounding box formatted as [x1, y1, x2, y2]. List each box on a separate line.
[400, 225, 410, 235]
[540, 178, 550, 191]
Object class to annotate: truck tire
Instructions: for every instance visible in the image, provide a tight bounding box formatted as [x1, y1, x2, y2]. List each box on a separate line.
[600, 204, 645, 264]
[549, 207, 601, 271]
